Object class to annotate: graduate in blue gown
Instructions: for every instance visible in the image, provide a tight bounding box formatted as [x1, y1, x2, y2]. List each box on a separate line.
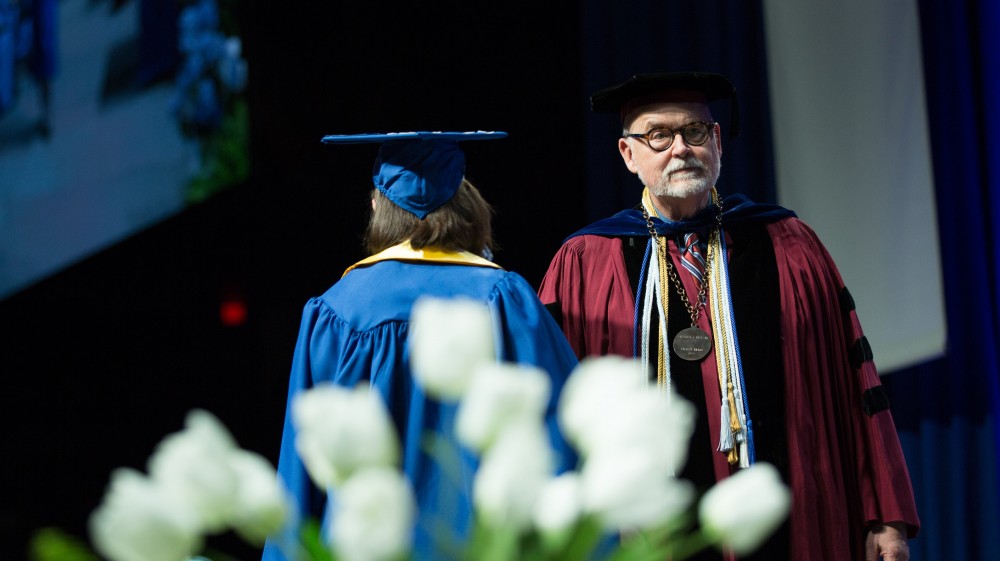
[261, 132, 579, 561]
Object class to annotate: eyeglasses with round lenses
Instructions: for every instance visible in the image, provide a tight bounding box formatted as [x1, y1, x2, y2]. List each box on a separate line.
[623, 121, 716, 152]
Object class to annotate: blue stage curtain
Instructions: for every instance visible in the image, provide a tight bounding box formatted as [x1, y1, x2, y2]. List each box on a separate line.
[888, 1, 1000, 560]
[579, 0, 776, 222]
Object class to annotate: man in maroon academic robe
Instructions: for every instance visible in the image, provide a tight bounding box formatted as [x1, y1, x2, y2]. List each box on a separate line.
[538, 72, 919, 561]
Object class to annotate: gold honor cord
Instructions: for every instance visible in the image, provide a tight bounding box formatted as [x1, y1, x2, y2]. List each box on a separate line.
[705, 189, 749, 467]
[712, 254, 742, 466]
[643, 189, 673, 392]
[656, 238, 670, 391]
[639, 228, 671, 399]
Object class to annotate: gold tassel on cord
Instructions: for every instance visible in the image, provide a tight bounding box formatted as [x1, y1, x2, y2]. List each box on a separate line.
[726, 380, 742, 465]
[656, 242, 670, 392]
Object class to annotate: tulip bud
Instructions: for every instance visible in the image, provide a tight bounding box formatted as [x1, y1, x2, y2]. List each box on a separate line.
[292, 384, 399, 489]
[456, 362, 550, 452]
[698, 462, 791, 555]
[409, 296, 495, 400]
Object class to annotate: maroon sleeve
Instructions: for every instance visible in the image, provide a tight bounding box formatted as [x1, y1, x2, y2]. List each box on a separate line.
[538, 235, 636, 359]
[768, 218, 919, 560]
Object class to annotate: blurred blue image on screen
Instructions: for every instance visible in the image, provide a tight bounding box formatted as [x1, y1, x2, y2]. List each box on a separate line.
[0, 0, 248, 300]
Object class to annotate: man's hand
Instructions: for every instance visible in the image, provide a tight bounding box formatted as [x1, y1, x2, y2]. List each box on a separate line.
[865, 521, 909, 561]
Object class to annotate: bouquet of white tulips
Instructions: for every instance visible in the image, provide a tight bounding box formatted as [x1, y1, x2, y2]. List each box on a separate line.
[36, 296, 790, 561]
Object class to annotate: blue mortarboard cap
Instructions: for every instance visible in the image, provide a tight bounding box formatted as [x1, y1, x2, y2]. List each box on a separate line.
[321, 131, 508, 218]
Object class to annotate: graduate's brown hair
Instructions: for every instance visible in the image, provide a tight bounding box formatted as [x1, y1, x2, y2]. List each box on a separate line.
[364, 178, 495, 256]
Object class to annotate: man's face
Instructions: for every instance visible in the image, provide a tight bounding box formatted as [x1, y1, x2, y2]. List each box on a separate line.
[618, 101, 722, 200]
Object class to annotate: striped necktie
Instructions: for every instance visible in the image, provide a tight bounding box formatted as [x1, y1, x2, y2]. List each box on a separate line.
[679, 231, 706, 285]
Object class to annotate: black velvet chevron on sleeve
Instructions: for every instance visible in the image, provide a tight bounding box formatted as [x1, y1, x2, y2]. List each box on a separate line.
[839, 286, 856, 316]
[863, 385, 891, 416]
[850, 336, 875, 370]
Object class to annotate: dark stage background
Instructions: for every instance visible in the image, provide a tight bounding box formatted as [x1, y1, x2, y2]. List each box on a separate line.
[0, 2, 590, 559]
[3, 2, 998, 561]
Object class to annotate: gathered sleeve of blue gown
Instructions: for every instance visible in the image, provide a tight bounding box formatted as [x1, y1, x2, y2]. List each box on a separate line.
[489, 271, 580, 469]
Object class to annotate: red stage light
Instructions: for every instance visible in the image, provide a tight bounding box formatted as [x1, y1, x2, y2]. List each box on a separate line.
[220, 299, 248, 327]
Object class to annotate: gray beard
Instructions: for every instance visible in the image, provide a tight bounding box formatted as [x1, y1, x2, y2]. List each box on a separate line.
[647, 159, 721, 199]
[648, 176, 712, 198]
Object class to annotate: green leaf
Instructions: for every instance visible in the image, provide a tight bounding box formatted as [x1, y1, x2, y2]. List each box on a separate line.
[28, 528, 100, 561]
[465, 521, 521, 561]
[299, 520, 337, 561]
[551, 515, 606, 561]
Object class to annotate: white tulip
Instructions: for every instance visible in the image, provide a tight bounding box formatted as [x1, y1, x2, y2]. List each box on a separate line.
[589, 389, 695, 474]
[581, 447, 694, 531]
[557, 356, 646, 453]
[456, 362, 550, 452]
[331, 467, 416, 561]
[559, 357, 695, 474]
[698, 462, 791, 555]
[292, 383, 399, 489]
[147, 410, 240, 533]
[89, 468, 202, 561]
[533, 472, 584, 537]
[408, 296, 496, 400]
[227, 450, 293, 545]
[473, 422, 554, 532]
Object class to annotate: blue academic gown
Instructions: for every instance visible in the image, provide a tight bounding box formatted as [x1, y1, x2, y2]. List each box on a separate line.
[262, 252, 579, 561]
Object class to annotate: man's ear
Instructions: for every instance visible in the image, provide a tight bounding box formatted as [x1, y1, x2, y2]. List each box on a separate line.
[618, 138, 638, 173]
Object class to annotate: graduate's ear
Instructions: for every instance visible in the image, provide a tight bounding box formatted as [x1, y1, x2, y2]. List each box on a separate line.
[618, 138, 638, 174]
